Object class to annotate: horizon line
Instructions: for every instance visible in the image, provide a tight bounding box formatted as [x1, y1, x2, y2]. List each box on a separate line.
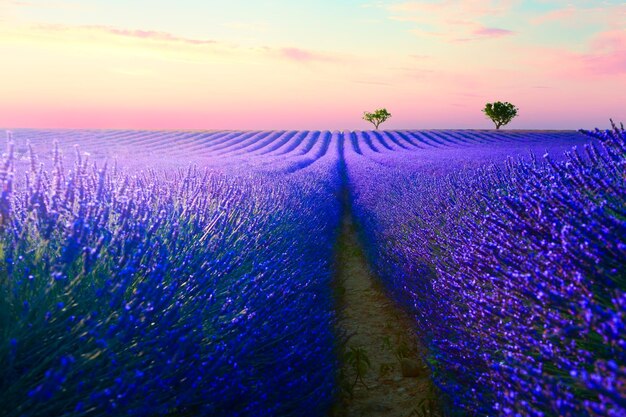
[2, 127, 588, 132]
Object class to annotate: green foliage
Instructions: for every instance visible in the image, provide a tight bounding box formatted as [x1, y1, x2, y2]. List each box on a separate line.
[409, 383, 446, 417]
[395, 339, 412, 361]
[482, 101, 518, 130]
[345, 346, 371, 391]
[363, 108, 391, 130]
[379, 362, 395, 378]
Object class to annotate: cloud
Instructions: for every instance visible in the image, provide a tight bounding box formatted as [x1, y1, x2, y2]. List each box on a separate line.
[530, 3, 626, 27]
[452, 26, 515, 42]
[561, 29, 626, 76]
[590, 29, 626, 53]
[472, 27, 514, 37]
[521, 29, 626, 78]
[388, 0, 515, 16]
[386, 0, 516, 18]
[100, 27, 216, 45]
[511, 3, 625, 77]
[529, 7, 576, 25]
[353, 80, 392, 86]
[568, 29, 626, 76]
[40, 24, 218, 45]
[9, 23, 344, 67]
[273, 47, 340, 63]
[384, 0, 517, 42]
[280, 47, 316, 61]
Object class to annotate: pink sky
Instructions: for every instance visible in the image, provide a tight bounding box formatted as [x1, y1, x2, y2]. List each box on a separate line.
[0, 0, 624, 130]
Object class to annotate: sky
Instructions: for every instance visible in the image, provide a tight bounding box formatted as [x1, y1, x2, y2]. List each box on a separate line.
[0, 0, 624, 130]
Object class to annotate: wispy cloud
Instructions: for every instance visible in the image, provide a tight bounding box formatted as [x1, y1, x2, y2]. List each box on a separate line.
[530, 3, 626, 27]
[521, 28, 626, 78]
[40, 24, 218, 45]
[353, 80, 392, 86]
[386, 0, 515, 16]
[99, 27, 217, 45]
[529, 6, 576, 25]
[6, 23, 343, 66]
[280, 47, 317, 62]
[452, 26, 515, 42]
[590, 29, 626, 53]
[270, 46, 342, 64]
[472, 26, 514, 37]
[384, 0, 517, 42]
[580, 29, 626, 76]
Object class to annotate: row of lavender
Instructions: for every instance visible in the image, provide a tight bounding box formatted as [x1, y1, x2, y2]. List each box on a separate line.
[0, 133, 343, 416]
[12, 129, 336, 173]
[13, 128, 572, 173]
[345, 124, 625, 415]
[3, 126, 623, 416]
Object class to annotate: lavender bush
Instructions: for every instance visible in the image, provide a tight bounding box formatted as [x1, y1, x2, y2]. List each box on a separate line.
[2, 125, 624, 416]
[346, 125, 625, 415]
[0, 135, 342, 416]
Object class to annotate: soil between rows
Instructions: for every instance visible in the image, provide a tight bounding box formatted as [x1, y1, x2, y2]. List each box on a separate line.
[331, 200, 443, 417]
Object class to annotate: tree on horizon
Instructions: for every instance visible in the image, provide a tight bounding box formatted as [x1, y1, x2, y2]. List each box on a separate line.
[483, 101, 518, 130]
[363, 108, 391, 130]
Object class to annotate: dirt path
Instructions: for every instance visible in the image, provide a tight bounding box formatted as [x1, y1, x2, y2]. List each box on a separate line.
[332, 210, 442, 417]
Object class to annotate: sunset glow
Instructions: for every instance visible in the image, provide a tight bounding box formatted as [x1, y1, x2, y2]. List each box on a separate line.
[0, 0, 624, 130]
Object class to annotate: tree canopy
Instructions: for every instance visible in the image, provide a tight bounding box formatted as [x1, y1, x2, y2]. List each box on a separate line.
[482, 101, 518, 130]
[363, 108, 391, 130]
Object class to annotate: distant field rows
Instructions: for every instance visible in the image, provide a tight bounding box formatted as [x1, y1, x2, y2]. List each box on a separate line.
[9, 129, 590, 175]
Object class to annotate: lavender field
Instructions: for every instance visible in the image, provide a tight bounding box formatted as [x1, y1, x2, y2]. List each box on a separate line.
[1, 126, 624, 416]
